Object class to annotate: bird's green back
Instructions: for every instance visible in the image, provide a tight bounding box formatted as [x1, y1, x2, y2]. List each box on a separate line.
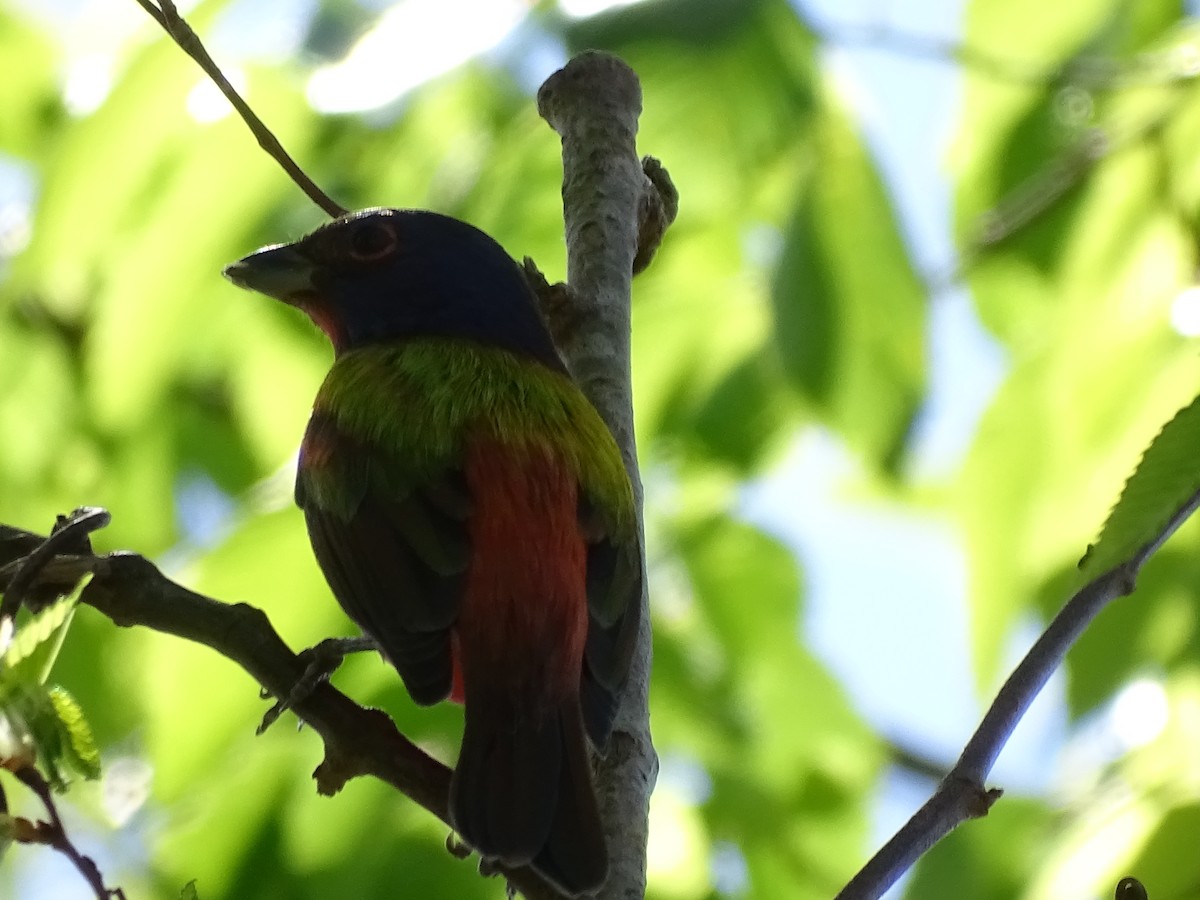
[305, 338, 636, 535]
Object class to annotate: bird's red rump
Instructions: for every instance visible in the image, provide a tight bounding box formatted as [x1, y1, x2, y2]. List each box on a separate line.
[453, 437, 589, 708]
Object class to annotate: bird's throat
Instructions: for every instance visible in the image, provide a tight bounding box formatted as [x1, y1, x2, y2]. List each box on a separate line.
[299, 299, 346, 351]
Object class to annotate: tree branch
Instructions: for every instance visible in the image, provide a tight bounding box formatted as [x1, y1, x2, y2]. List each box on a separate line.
[0, 507, 108, 629]
[0, 518, 563, 900]
[132, 0, 347, 218]
[10, 765, 127, 900]
[835, 488, 1200, 899]
[536, 51, 673, 900]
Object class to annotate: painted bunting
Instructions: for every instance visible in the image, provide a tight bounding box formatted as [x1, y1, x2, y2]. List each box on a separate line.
[224, 208, 642, 895]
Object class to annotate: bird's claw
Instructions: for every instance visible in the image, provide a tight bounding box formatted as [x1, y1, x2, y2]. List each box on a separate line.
[257, 636, 377, 734]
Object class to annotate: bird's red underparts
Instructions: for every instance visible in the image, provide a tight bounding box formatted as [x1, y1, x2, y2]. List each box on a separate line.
[450, 437, 588, 709]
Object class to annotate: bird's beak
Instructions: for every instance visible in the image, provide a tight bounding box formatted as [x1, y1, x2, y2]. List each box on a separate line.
[223, 243, 316, 304]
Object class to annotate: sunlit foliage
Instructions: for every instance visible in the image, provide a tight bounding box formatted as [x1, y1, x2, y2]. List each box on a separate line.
[2, 0, 1200, 898]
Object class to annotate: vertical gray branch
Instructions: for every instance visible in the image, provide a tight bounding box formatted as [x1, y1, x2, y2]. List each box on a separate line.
[538, 52, 659, 900]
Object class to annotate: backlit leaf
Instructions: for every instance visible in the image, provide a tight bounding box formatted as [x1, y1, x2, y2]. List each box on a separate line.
[1080, 392, 1200, 578]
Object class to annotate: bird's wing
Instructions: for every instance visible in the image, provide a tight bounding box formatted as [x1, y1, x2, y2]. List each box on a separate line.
[578, 482, 643, 749]
[296, 411, 472, 705]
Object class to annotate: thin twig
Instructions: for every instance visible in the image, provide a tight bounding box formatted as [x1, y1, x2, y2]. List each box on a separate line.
[12, 765, 126, 900]
[836, 487, 1200, 899]
[132, 0, 347, 218]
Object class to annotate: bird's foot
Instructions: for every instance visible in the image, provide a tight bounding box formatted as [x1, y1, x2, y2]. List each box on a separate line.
[257, 635, 377, 734]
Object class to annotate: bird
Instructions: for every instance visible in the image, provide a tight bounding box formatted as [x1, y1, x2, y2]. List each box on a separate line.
[224, 207, 642, 896]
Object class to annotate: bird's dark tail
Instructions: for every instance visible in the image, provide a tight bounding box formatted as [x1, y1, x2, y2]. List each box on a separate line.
[450, 690, 607, 896]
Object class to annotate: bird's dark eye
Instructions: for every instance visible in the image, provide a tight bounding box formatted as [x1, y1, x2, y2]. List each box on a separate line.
[349, 222, 396, 260]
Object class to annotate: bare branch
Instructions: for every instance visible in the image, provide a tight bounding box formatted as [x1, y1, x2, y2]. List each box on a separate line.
[132, 0, 347, 218]
[836, 488, 1200, 899]
[537, 51, 672, 900]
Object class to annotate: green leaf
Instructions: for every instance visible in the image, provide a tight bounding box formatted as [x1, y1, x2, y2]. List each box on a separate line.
[0, 582, 88, 782]
[0, 324, 79, 526]
[0, 11, 60, 157]
[660, 513, 880, 896]
[1048, 545, 1195, 717]
[11, 49, 307, 434]
[958, 340, 1200, 687]
[772, 84, 926, 473]
[688, 348, 798, 473]
[2, 582, 83, 685]
[0, 683, 66, 789]
[47, 686, 100, 781]
[1079, 393, 1200, 577]
[951, 3, 1189, 344]
[565, 0, 763, 47]
[180, 880, 200, 900]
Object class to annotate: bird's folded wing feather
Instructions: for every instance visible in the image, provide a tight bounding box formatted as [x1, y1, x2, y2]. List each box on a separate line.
[296, 411, 472, 705]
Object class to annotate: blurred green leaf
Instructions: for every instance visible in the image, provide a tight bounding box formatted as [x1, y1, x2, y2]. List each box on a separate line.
[0, 11, 60, 156]
[662, 513, 879, 896]
[1044, 543, 1197, 716]
[140, 508, 333, 801]
[689, 349, 798, 472]
[1124, 804, 1200, 899]
[952, 19, 1200, 681]
[957, 285, 1200, 686]
[772, 86, 926, 473]
[565, 0, 764, 47]
[0, 813, 12, 867]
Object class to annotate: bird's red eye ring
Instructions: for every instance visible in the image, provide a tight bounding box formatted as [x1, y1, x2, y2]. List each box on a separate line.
[349, 222, 396, 260]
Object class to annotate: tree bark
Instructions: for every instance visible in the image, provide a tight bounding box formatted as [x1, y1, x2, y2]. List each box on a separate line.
[537, 52, 667, 900]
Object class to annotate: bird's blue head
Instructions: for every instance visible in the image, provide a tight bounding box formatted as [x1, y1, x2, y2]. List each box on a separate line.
[224, 208, 564, 371]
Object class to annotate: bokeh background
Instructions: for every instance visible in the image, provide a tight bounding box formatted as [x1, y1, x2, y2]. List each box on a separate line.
[4, 0, 1200, 897]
